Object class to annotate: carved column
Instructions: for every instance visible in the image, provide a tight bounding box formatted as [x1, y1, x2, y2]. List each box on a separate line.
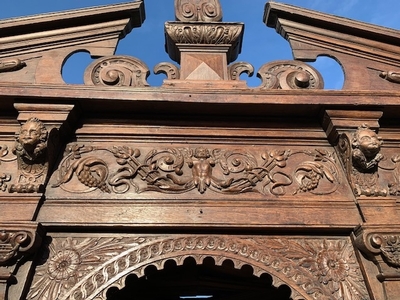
[160, 0, 246, 88]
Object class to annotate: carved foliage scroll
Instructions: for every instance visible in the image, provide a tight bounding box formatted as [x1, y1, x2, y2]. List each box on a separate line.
[84, 56, 150, 87]
[175, 0, 223, 22]
[27, 235, 368, 300]
[53, 144, 341, 196]
[257, 60, 324, 90]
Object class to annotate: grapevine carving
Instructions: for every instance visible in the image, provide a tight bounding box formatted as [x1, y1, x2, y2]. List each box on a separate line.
[53, 144, 340, 196]
[27, 235, 368, 300]
[84, 55, 150, 87]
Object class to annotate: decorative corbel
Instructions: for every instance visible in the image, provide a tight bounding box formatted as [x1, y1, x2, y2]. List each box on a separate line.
[10, 103, 78, 193]
[323, 110, 385, 198]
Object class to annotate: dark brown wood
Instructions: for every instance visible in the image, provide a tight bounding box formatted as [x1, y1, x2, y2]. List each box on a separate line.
[1, 0, 400, 299]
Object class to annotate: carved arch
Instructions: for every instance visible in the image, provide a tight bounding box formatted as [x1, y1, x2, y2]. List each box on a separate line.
[45, 235, 368, 300]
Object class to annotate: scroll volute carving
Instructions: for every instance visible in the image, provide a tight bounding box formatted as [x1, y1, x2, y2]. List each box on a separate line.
[0, 224, 43, 266]
[337, 125, 386, 197]
[175, 0, 223, 22]
[355, 229, 400, 283]
[84, 55, 150, 87]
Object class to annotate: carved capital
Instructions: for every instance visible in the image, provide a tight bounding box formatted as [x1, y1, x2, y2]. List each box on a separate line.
[11, 103, 78, 193]
[165, 22, 244, 64]
[355, 228, 400, 282]
[84, 55, 150, 87]
[0, 223, 43, 266]
[175, 0, 223, 22]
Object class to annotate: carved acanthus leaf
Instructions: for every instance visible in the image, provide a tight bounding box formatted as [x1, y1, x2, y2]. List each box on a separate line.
[165, 23, 243, 45]
[154, 62, 181, 80]
[54, 145, 340, 196]
[228, 62, 254, 80]
[257, 60, 324, 90]
[175, 0, 223, 22]
[84, 55, 150, 87]
[27, 236, 368, 300]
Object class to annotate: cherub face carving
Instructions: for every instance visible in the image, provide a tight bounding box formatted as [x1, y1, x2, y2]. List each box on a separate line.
[16, 118, 48, 156]
[355, 128, 382, 159]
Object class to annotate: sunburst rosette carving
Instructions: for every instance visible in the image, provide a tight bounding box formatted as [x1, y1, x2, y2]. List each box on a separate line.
[27, 236, 368, 300]
[175, 0, 223, 22]
[27, 236, 148, 300]
[256, 60, 324, 90]
[84, 55, 150, 87]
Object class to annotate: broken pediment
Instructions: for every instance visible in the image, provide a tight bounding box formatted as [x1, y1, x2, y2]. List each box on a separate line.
[0, 1, 145, 84]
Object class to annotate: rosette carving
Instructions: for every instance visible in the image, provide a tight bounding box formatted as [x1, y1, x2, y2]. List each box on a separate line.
[84, 55, 150, 87]
[257, 60, 324, 90]
[175, 0, 223, 22]
[27, 235, 368, 300]
[54, 145, 340, 197]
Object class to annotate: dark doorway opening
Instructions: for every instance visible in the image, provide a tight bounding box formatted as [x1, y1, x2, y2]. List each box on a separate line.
[106, 257, 293, 300]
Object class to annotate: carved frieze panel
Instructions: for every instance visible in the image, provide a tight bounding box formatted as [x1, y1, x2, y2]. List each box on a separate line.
[49, 143, 346, 199]
[27, 234, 368, 300]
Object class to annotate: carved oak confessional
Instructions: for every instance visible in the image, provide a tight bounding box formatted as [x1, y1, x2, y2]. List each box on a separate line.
[2, 0, 400, 299]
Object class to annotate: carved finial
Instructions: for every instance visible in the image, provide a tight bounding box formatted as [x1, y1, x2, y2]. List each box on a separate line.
[175, 0, 223, 22]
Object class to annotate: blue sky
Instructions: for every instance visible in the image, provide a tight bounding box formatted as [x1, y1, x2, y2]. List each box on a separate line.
[1, 0, 400, 89]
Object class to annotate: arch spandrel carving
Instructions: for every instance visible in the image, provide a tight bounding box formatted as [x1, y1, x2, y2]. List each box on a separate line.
[27, 235, 369, 300]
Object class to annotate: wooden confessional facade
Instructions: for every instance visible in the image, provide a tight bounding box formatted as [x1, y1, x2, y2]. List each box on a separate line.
[2, 1, 400, 299]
